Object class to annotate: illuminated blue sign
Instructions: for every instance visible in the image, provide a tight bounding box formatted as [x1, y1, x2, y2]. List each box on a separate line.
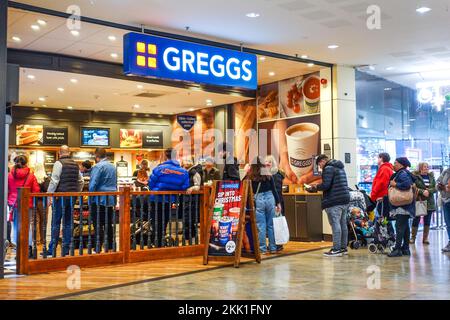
[123, 32, 257, 90]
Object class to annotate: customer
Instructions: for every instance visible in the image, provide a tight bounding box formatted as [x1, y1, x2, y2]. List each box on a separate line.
[34, 163, 50, 245]
[411, 162, 436, 245]
[247, 156, 281, 254]
[149, 148, 189, 247]
[387, 157, 416, 258]
[89, 148, 117, 253]
[203, 157, 220, 184]
[306, 154, 350, 257]
[182, 157, 202, 193]
[371, 153, 394, 215]
[7, 155, 40, 253]
[46, 145, 84, 256]
[133, 159, 150, 190]
[437, 167, 450, 253]
[217, 142, 240, 181]
[80, 160, 92, 192]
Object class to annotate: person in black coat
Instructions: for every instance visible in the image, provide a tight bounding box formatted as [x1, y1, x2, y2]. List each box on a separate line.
[218, 142, 240, 181]
[306, 154, 350, 257]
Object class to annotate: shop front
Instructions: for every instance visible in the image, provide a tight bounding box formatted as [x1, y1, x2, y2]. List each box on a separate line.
[3, 3, 342, 275]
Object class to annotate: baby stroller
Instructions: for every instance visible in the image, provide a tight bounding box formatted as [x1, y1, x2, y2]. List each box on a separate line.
[367, 197, 396, 254]
[348, 189, 374, 250]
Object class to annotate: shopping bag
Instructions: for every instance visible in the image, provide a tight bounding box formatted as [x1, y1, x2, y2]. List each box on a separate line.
[273, 216, 290, 245]
[415, 200, 427, 217]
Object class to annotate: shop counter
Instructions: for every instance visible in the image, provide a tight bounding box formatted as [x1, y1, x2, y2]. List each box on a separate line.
[283, 192, 323, 242]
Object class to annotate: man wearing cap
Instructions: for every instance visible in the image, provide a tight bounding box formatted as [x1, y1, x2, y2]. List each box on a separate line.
[203, 157, 221, 184]
[388, 157, 416, 258]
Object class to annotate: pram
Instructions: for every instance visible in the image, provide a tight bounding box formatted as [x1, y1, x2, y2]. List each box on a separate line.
[367, 197, 396, 254]
[348, 189, 374, 250]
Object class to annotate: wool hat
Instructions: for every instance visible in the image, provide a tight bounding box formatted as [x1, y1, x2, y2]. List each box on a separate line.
[395, 157, 411, 168]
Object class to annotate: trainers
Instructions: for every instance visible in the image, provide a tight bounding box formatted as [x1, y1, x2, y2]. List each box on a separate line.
[388, 249, 403, 257]
[442, 242, 450, 253]
[323, 249, 343, 257]
[340, 248, 348, 255]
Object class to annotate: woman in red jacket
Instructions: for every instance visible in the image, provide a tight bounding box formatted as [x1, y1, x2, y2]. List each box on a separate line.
[370, 153, 394, 216]
[7, 155, 40, 251]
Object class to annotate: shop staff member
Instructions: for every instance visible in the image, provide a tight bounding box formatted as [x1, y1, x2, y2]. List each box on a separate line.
[89, 148, 117, 253]
[218, 142, 240, 181]
[46, 145, 84, 257]
[306, 155, 350, 257]
[149, 148, 189, 247]
[203, 157, 221, 184]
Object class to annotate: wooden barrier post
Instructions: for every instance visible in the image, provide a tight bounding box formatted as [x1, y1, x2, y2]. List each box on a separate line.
[16, 188, 30, 275]
[119, 187, 131, 263]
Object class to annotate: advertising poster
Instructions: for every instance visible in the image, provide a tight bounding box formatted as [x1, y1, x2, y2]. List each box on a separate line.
[208, 181, 244, 256]
[233, 99, 257, 164]
[257, 82, 279, 122]
[142, 130, 163, 148]
[43, 127, 68, 146]
[16, 125, 43, 146]
[279, 72, 321, 119]
[258, 115, 322, 185]
[81, 128, 110, 147]
[120, 129, 143, 148]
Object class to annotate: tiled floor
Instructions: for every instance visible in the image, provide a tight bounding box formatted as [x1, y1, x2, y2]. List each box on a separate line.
[64, 230, 450, 300]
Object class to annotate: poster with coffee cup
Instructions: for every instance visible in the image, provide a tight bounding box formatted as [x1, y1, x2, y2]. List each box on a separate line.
[279, 72, 320, 119]
[258, 115, 322, 185]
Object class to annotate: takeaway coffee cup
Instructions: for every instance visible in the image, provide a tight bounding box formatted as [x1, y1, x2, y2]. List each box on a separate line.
[285, 122, 320, 179]
[218, 216, 233, 246]
[228, 207, 240, 235]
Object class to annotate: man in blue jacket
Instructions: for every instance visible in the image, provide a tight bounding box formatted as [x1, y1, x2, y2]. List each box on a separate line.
[89, 148, 117, 253]
[149, 148, 189, 247]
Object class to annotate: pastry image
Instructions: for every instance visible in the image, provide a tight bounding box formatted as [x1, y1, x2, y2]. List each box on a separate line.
[16, 125, 43, 146]
[257, 85, 279, 121]
[120, 129, 142, 148]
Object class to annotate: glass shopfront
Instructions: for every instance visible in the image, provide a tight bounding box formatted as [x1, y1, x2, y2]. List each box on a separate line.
[356, 70, 450, 192]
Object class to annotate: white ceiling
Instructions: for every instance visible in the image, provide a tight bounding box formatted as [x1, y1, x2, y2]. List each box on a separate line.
[18, 68, 251, 114]
[9, 0, 450, 89]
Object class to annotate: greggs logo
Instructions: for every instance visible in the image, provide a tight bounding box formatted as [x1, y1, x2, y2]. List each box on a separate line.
[123, 32, 257, 90]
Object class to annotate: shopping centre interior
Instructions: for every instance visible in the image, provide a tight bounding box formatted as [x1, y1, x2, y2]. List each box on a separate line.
[0, 0, 449, 301]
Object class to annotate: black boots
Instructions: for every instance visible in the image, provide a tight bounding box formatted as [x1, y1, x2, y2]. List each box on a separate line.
[388, 249, 403, 257]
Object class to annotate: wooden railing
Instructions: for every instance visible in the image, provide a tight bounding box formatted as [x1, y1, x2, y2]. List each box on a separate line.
[16, 187, 211, 275]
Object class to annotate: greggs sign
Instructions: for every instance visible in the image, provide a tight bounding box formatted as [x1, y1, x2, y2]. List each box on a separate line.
[123, 32, 257, 90]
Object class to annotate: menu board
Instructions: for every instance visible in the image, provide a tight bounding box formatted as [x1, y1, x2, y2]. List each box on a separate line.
[44, 151, 57, 175]
[81, 127, 110, 147]
[177, 115, 197, 131]
[43, 127, 68, 146]
[142, 130, 163, 148]
[120, 129, 142, 148]
[16, 125, 43, 146]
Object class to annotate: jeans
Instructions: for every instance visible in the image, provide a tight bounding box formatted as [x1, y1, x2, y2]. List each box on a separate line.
[394, 214, 410, 250]
[151, 202, 171, 247]
[412, 211, 433, 227]
[443, 201, 450, 240]
[325, 204, 349, 251]
[12, 207, 33, 247]
[91, 204, 115, 252]
[48, 197, 73, 255]
[255, 191, 277, 253]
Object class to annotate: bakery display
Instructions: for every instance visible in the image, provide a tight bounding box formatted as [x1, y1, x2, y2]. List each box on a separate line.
[16, 125, 43, 146]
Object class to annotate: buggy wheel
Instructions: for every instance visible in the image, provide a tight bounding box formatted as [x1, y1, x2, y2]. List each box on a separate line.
[349, 241, 355, 249]
[353, 241, 361, 250]
[368, 243, 377, 254]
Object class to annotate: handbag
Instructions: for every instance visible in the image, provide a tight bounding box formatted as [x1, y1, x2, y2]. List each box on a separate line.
[273, 215, 290, 245]
[415, 200, 428, 217]
[388, 176, 415, 206]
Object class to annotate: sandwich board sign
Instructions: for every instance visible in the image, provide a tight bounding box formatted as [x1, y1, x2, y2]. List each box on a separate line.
[203, 180, 261, 267]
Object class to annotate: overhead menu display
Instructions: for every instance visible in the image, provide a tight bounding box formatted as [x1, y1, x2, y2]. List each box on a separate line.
[123, 32, 258, 90]
[16, 125, 68, 146]
[142, 130, 163, 148]
[43, 127, 68, 146]
[81, 127, 110, 147]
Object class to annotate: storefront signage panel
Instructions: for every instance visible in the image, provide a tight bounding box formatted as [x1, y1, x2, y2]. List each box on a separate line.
[177, 115, 197, 131]
[142, 130, 163, 148]
[123, 32, 257, 90]
[43, 127, 68, 146]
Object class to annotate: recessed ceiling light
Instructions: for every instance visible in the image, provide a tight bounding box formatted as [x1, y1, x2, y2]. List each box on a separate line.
[110, 53, 118, 59]
[42, 104, 47, 107]
[259, 56, 266, 61]
[12, 36, 21, 42]
[268, 71, 275, 76]
[27, 74, 35, 80]
[108, 35, 116, 41]
[416, 7, 431, 14]
[67, 106, 73, 110]
[58, 110, 63, 113]
[385, 67, 395, 71]
[57, 87, 65, 92]
[133, 104, 140, 109]
[70, 78, 78, 84]
[206, 99, 212, 104]
[301, 55, 308, 59]
[328, 44, 339, 49]
[369, 65, 376, 71]
[137, 84, 144, 89]
[38, 97, 46, 102]
[31, 24, 40, 31]
[246, 12, 260, 18]
[70, 30, 80, 37]
[189, 108, 195, 111]
[37, 19, 47, 26]
[308, 63, 314, 67]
